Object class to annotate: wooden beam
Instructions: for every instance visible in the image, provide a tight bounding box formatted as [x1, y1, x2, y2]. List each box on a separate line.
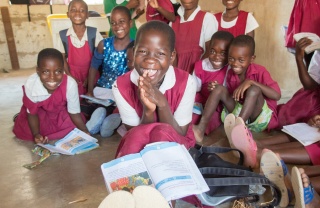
[1, 7, 20, 70]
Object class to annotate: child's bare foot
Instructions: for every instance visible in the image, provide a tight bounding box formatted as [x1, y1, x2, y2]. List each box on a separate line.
[292, 167, 320, 208]
[193, 125, 204, 144]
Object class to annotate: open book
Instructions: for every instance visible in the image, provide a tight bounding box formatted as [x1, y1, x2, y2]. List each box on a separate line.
[37, 128, 99, 155]
[282, 123, 320, 146]
[293, 32, 320, 54]
[80, 95, 114, 107]
[101, 142, 209, 201]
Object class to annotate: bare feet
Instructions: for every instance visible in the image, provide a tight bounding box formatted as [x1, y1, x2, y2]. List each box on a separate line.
[193, 125, 204, 144]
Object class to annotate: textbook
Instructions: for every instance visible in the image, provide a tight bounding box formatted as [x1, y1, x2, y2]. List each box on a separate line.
[37, 128, 99, 155]
[80, 95, 114, 107]
[293, 32, 320, 54]
[282, 123, 320, 146]
[101, 142, 209, 201]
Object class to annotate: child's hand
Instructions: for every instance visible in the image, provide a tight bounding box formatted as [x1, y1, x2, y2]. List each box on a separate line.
[127, 0, 139, 9]
[34, 134, 48, 144]
[308, 115, 320, 128]
[233, 79, 252, 101]
[207, 81, 219, 92]
[295, 37, 313, 60]
[148, 0, 159, 9]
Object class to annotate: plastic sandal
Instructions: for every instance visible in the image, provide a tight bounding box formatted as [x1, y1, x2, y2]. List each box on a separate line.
[224, 113, 236, 148]
[231, 124, 257, 168]
[98, 190, 135, 208]
[291, 166, 315, 208]
[260, 150, 290, 207]
[132, 186, 170, 208]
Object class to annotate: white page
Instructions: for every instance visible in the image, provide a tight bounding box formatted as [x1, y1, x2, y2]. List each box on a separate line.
[101, 153, 152, 193]
[282, 123, 320, 146]
[140, 142, 209, 201]
[93, 87, 115, 101]
[37, 143, 73, 155]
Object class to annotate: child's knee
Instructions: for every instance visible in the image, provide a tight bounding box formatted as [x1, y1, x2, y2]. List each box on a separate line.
[246, 85, 262, 97]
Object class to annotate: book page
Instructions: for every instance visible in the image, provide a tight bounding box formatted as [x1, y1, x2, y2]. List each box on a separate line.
[37, 143, 73, 155]
[140, 142, 209, 201]
[293, 33, 320, 54]
[80, 95, 114, 107]
[54, 128, 98, 154]
[282, 123, 320, 146]
[101, 153, 153, 194]
[93, 87, 115, 101]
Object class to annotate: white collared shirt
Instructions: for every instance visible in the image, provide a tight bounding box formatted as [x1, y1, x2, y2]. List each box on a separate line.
[55, 26, 103, 53]
[112, 66, 196, 126]
[24, 73, 80, 114]
[219, 12, 259, 34]
[170, 6, 218, 50]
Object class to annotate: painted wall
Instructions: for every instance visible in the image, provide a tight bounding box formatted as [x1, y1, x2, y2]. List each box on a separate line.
[0, 0, 301, 101]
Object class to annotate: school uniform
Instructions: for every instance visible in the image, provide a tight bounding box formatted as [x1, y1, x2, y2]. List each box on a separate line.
[214, 11, 259, 37]
[224, 63, 281, 131]
[112, 66, 197, 157]
[192, 59, 229, 133]
[171, 6, 218, 74]
[146, 0, 174, 23]
[56, 27, 103, 95]
[13, 74, 81, 141]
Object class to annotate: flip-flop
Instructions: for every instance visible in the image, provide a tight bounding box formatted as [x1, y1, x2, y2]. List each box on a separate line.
[291, 166, 315, 208]
[224, 113, 236, 148]
[235, 116, 245, 125]
[260, 150, 290, 207]
[100, 113, 122, 138]
[132, 186, 170, 208]
[86, 107, 106, 135]
[98, 190, 135, 208]
[231, 124, 257, 167]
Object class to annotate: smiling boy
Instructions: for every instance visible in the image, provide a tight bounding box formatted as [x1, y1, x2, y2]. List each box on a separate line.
[112, 21, 197, 157]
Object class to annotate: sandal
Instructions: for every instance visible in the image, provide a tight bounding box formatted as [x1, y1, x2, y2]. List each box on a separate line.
[224, 113, 236, 148]
[231, 124, 257, 168]
[291, 166, 314, 208]
[260, 150, 291, 207]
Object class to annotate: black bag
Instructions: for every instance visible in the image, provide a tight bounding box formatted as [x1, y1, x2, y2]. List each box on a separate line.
[189, 145, 281, 207]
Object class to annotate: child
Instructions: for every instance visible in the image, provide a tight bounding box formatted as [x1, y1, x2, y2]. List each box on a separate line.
[13, 48, 89, 144]
[104, 0, 143, 40]
[192, 31, 234, 135]
[170, 0, 218, 74]
[277, 38, 320, 128]
[146, 0, 176, 24]
[85, 6, 132, 136]
[112, 21, 197, 157]
[214, 0, 259, 38]
[126, 40, 135, 71]
[193, 35, 281, 143]
[56, 0, 103, 96]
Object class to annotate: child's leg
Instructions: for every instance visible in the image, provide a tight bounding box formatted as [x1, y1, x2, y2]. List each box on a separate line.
[256, 133, 292, 147]
[238, 85, 265, 122]
[193, 85, 235, 143]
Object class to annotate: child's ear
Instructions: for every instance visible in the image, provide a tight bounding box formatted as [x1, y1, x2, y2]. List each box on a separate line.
[250, 55, 256, 63]
[170, 50, 176, 65]
[36, 67, 40, 75]
[129, 19, 133, 29]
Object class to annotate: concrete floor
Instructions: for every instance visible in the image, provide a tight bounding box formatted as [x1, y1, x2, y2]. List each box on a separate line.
[0, 68, 282, 208]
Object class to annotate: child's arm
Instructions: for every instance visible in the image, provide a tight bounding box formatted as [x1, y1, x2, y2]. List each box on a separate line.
[233, 79, 281, 101]
[149, 0, 176, 22]
[295, 38, 319, 90]
[27, 113, 48, 144]
[87, 40, 104, 96]
[126, 0, 139, 10]
[69, 113, 89, 134]
[138, 71, 188, 135]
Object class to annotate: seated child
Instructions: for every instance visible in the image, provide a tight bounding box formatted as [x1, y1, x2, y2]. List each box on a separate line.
[126, 40, 135, 71]
[56, 0, 103, 96]
[171, 0, 218, 74]
[112, 21, 197, 157]
[13, 48, 89, 144]
[193, 35, 281, 143]
[277, 38, 320, 128]
[214, 0, 259, 38]
[84, 6, 133, 136]
[146, 0, 176, 24]
[258, 150, 320, 208]
[192, 31, 234, 135]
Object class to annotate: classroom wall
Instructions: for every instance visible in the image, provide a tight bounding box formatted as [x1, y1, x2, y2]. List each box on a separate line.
[0, 0, 300, 101]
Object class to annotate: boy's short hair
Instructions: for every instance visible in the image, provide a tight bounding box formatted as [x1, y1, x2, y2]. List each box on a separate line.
[111, 6, 131, 20]
[127, 40, 135, 50]
[37, 48, 64, 67]
[230, 35, 255, 55]
[211, 31, 234, 44]
[136, 21, 175, 52]
[68, 0, 88, 12]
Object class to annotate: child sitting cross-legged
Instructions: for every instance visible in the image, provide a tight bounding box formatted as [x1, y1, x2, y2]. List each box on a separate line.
[112, 20, 197, 158]
[13, 48, 89, 144]
[192, 31, 234, 136]
[193, 35, 281, 144]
